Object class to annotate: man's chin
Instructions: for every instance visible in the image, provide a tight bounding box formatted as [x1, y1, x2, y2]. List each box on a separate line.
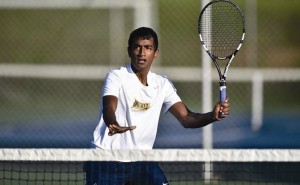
[131, 63, 149, 72]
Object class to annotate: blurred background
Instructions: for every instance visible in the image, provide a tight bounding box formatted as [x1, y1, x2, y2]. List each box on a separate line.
[0, 0, 299, 149]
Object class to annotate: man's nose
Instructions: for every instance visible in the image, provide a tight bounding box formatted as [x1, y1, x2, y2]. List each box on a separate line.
[138, 47, 145, 56]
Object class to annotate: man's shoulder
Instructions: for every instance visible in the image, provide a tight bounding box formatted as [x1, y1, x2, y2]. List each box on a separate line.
[151, 71, 170, 82]
[150, 72, 174, 88]
[108, 65, 130, 77]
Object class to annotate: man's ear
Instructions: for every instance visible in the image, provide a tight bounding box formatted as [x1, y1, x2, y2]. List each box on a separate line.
[154, 49, 159, 58]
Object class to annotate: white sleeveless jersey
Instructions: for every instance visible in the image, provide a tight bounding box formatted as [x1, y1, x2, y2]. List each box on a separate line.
[91, 65, 181, 149]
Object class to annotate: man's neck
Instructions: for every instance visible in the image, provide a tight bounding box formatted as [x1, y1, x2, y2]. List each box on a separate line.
[135, 72, 148, 86]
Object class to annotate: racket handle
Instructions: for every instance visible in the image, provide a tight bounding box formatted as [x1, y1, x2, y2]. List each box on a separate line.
[220, 85, 226, 104]
[219, 82, 226, 118]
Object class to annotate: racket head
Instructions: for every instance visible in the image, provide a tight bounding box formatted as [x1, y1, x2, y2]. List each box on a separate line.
[198, 0, 245, 60]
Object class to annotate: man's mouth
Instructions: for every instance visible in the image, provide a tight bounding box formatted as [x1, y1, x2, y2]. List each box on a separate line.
[137, 59, 146, 64]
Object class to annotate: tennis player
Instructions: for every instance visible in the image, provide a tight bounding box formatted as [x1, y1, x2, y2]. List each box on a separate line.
[85, 27, 230, 185]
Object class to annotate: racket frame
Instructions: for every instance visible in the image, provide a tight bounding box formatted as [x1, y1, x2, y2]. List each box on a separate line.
[198, 0, 245, 105]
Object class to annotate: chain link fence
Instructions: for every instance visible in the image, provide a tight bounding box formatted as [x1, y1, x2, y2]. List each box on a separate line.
[0, 0, 299, 148]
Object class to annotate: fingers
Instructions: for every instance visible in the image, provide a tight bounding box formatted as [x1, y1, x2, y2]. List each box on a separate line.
[219, 102, 229, 115]
[214, 97, 230, 121]
[108, 124, 136, 136]
[108, 125, 117, 136]
[108, 125, 118, 136]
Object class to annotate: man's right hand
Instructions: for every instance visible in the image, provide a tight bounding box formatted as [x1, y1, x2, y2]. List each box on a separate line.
[108, 124, 136, 136]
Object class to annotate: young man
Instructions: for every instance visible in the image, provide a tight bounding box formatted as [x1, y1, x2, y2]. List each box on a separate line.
[85, 27, 230, 185]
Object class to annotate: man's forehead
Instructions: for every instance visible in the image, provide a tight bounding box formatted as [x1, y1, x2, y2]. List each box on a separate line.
[133, 37, 154, 45]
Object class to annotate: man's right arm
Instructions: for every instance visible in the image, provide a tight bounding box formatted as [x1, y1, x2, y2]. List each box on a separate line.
[102, 95, 118, 127]
[102, 95, 136, 136]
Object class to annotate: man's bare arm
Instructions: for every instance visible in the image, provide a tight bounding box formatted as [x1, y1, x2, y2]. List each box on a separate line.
[169, 98, 230, 128]
[102, 95, 136, 136]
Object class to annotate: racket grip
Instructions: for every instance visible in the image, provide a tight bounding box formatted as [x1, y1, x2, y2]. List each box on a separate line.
[220, 85, 226, 104]
[219, 83, 226, 118]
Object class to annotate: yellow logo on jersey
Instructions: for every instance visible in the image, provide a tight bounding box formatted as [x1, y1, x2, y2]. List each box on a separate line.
[132, 99, 150, 111]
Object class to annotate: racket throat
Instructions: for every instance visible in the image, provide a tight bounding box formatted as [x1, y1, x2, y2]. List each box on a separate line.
[219, 75, 226, 84]
[219, 80, 226, 87]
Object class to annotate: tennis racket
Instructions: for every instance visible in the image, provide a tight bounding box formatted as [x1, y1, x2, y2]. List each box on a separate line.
[198, 0, 245, 108]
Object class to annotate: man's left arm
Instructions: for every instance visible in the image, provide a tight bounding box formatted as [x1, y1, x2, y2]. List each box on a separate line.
[168, 98, 230, 128]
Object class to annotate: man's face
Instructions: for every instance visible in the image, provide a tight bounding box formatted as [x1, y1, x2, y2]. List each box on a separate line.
[129, 37, 159, 73]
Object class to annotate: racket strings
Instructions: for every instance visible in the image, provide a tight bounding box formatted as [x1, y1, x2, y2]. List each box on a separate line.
[200, 2, 244, 58]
